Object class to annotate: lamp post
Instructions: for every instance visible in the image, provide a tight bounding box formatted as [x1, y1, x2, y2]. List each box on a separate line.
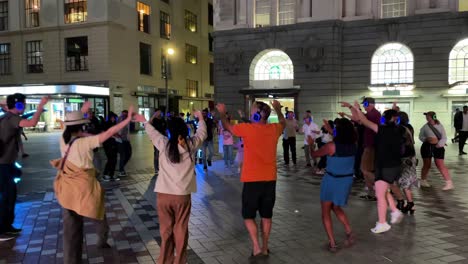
[163, 48, 175, 118]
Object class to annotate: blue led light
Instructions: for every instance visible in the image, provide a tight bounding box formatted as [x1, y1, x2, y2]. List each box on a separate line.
[15, 162, 22, 169]
[14, 178, 21, 184]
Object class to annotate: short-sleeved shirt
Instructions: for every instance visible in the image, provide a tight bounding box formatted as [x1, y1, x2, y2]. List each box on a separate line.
[60, 135, 101, 169]
[0, 112, 22, 164]
[363, 108, 381, 148]
[302, 122, 319, 145]
[232, 123, 283, 182]
[223, 130, 234, 145]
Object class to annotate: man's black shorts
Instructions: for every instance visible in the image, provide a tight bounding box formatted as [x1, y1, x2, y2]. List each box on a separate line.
[242, 181, 276, 219]
[420, 142, 445, 160]
[375, 166, 401, 184]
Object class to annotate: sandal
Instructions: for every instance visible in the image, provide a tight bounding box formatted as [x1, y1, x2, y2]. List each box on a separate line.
[327, 242, 339, 253]
[344, 232, 356, 247]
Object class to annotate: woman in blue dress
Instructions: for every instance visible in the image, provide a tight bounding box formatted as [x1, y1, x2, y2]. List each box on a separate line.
[309, 118, 357, 252]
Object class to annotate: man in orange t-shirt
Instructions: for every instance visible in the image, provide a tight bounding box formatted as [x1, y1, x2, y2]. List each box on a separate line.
[216, 100, 285, 259]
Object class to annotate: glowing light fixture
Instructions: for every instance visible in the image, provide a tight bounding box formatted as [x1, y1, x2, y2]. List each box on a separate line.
[167, 48, 175, 55]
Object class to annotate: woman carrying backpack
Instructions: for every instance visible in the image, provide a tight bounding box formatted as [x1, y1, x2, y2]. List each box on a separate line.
[135, 111, 207, 264]
[418, 111, 454, 190]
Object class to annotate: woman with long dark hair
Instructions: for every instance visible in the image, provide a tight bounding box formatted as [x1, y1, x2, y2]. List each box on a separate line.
[309, 118, 357, 252]
[136, 111, 207, 264]
[52, 103, 139, 264]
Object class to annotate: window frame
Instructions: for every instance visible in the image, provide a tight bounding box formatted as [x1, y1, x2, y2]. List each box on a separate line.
[186, 79, 198, 98]
[278, 0, 296, 25]
[370, 43, 414, 85]
[65, 36, 89, 72]
[381, 0, 407, 19]
[0, 0, 8, 31]
[160, 11, 171, 39]
[0, 43, 11, 75]
[26, 40, 44, 74]
[137, 2, 150, 34]
[64, 0, 88, 24]
[253, 50, 294, 81]
[255, 0, 270, 27]
[139, 42, 152, 76]
[25, 0, 40, 28]
[449, 38, 468, 84]
[208, 3, 213, 26]
[184, 10, 197, 33]
[185, 43, 198, 65]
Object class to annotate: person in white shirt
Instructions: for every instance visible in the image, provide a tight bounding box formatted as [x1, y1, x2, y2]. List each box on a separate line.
[299, 115, 320, 167]
[136, 111, 207, 264]
[418, 111, 454, 190]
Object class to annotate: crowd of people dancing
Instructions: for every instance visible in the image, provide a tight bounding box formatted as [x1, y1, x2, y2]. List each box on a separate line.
[0, 93, 459, 263]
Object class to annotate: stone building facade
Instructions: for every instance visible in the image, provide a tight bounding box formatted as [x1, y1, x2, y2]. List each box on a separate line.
[213, 0, 468, 132]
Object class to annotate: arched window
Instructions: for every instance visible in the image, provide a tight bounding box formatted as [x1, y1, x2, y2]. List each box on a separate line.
[371, 43, 414, 85]
[449, 38, 468, 84]
[278, 0, 295, 25]
[253, 50, 294, 81]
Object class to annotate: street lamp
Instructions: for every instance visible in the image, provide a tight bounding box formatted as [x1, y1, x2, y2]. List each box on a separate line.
[163, 48, 175, 118]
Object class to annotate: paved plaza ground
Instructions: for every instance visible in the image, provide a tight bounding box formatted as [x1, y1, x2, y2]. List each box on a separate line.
[1, 132, 468, 264]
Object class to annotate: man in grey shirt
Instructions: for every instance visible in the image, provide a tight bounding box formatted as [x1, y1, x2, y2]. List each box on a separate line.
[0, 94, 48, 241]
[282, 111, 298, 165]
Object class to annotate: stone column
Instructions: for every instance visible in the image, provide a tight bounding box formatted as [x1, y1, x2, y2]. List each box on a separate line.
[271, 0, 278, 26]
[344, 0, 356, 17]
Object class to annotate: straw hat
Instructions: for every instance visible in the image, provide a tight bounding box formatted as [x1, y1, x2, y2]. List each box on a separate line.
[64, 111, 90, 126]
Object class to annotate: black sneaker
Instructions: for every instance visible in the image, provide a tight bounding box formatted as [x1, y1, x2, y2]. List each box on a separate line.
[203, 166, 208, 171]
[359, 195, 377, 201]
[459, 152, 467, 155]
[207, 160, 212, 166]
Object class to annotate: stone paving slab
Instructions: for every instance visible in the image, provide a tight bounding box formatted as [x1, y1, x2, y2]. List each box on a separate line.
[2, 133, 468, 263]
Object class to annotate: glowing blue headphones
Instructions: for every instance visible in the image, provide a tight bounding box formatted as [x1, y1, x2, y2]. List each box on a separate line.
[252, 111, 261, 122]
[333, 128, 337, 137]
[363, 100, 369, 108]
[380, 115, 400, 125]
[15, 101, 25, 111]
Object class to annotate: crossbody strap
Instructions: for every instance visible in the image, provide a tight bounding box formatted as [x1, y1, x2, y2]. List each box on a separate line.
[60, 137, 79, 171]
[427, 124, 442, 140]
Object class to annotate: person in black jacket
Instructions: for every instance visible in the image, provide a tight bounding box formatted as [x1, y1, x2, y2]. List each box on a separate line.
[454, 106, 468, 155]
[102, 112, 120, 181]
[150, 109, 167, 176]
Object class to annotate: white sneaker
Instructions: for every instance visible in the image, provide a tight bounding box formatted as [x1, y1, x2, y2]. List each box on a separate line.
[390, 210, 404, 224]
[371, 222, 391, 234]
[442, 180, 454, 191]
[0, 234, 15, 241]
[420, 179, 431, 188]
[102, 175, 111, 182]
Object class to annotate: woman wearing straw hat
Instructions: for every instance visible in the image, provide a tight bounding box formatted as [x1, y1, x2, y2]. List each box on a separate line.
[51, 102, 141, 264]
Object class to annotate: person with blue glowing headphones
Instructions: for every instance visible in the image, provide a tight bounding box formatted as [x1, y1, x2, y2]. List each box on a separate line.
[0, 93, 49, 241]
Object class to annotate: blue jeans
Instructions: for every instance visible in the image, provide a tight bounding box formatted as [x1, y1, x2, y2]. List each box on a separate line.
[223, 145, 234, 167]
[202, 140, 214, 167]
[0, 164, 17, 233]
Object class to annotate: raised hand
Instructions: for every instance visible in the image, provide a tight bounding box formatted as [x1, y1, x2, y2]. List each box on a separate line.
[133, 113, 147, 123]
[128, 105, 135, 118]
[271, 100, 282, 110]
[340, 102, 351, 108]
[39, 96, 50, 107]
[81, 100, 92, 113]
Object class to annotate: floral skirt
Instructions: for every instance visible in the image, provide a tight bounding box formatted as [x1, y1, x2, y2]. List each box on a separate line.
[398, 156, 419, 189]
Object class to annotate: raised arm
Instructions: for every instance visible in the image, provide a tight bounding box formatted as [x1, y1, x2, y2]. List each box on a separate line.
[272, 100, 286, 130]
[191, 111, 208, 149]
[19, 96, 49, 128]
[216, 103, 234, 134]
[350, 101, 378, 133]
[98, 106, 135, 144]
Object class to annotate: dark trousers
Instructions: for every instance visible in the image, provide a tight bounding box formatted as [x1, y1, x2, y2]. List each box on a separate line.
[154, 147, 160, 173]
[157, 193, 191, 264]
[459, 131, 468, 153]
[0, 164, 17, 233]
[282, 137, 297, 164]
[103, 140, 118, 177]
[118, 141, 132, 172]
[62, 209, 109, 264]
[317, 142, 327, 169]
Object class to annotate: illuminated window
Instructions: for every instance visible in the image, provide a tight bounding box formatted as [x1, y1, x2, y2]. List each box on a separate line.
[382, 0, 406, 18]
[254, 50, 294, 81]
[185, 10, 197, 32]
[278, 0, 295, 25]
[371, 43, 414, 85]
[0, 43, 11, 75]
[255, 0, 270, 27]
[25, 0, 40, 28]
[26, 40, 43, 73]
[137, 2, 150, 33]
[0, 1, 7, 31]
[460, 0, 468, 11]
[160, 11, 171, 39]
[66, 36, 88, 71]
[449, 38, 468, 84]
[64, 0, 87, 24]
[186, 79, 198, 98]
[185, 44, 197, 64]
